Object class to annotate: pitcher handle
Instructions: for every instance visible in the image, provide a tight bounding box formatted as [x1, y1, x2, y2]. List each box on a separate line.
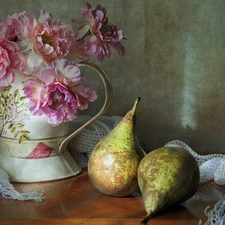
[59, 62, 113, 153]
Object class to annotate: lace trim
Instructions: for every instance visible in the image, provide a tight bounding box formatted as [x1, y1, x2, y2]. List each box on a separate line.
[0, 168, 44, 202]
[199, 196, 225, 225]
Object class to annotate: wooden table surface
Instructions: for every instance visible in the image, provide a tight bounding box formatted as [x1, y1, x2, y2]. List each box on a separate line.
[0, 169, 225, 225]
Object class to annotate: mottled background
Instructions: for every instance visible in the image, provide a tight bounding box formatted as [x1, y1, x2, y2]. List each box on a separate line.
[1, 0, 225, 154]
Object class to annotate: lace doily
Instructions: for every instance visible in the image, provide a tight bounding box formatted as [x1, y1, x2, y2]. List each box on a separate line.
[0, 168, 44, 202]
[199, 196, 225, 225]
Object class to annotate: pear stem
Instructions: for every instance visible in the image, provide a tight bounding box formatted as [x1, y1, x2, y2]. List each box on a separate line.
[131, 97, 141, 115]
[140, 211, 154, 224]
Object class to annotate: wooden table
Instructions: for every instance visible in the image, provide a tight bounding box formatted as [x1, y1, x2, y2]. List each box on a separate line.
[0, 169, 224, 225]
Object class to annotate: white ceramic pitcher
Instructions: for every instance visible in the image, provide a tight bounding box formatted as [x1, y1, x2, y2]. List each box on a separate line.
[0, 62, 112, 182]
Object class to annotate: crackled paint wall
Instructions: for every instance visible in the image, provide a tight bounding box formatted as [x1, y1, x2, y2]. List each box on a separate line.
[1, 0, 225, 154]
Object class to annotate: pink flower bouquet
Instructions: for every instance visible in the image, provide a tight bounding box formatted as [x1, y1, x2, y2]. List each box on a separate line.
[0, 2, 126, 126]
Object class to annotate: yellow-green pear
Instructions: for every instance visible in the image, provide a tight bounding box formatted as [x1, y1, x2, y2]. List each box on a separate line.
[88, 97, 145, 197]
[138, 147, 200, 224]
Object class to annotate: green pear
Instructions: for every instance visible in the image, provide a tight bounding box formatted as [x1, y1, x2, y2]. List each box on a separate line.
[88, 97, 145, 197]
[138, 147, 200, 224]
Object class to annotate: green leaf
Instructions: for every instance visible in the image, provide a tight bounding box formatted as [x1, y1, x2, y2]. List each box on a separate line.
[19, 135, 24, 144]
[9, 126, 16, 133]
[0, 100, 5, 107]
[0, 112, 6, 120]
[8, 124, 14, 129]
[20, 96, 26, 101]
[21, 130, 30, 134]
[14, 89, 19, 97]
[14, 131, 20, 138]
[14, 89, 20, 102]
[17, 123, 24, 128]
[23, 134, 31, 140]
[2, 112, 7, 119]
[16, 102, 24, 108]
[2, 86, 12, 94]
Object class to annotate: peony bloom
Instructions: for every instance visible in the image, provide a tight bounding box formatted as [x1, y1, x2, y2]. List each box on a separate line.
[66, 39, 91, 63]
[0, 11, 28, 41]
[15, 10, 75, 69]
[74, 2, 126, 61]
[0, 37, 25, 91]
[23, 59, 97, 126]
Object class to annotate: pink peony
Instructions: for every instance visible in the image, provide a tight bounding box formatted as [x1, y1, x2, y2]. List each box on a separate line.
[66, 39, 91, 63]
[15, 10, 75, 68]
[23, 59, 97, 126]
[0, 11, 28, 41]
[75, 2, 125, 61]
[0, 37, 25, 91]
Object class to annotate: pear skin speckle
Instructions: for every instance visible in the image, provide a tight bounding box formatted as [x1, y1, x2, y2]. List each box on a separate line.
[88, 97, 145, 197]
[138, 147, 200, 223]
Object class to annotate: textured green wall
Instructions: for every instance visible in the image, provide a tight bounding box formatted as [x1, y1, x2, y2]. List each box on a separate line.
[1, 0, 225, 154]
